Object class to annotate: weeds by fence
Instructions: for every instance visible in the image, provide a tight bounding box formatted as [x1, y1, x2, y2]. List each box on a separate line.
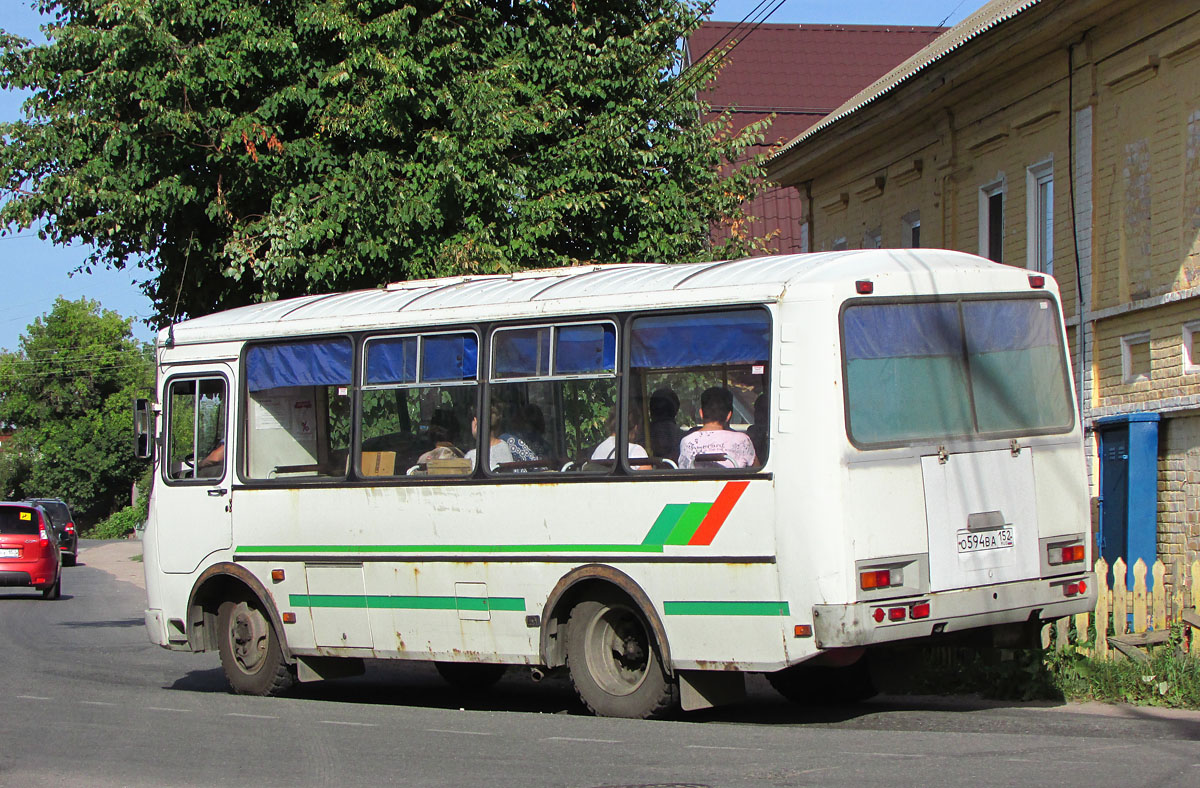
[1043, 557, 1200, 661]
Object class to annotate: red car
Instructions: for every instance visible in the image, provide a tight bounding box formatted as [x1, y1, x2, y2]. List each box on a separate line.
[0, 503, 62, 600]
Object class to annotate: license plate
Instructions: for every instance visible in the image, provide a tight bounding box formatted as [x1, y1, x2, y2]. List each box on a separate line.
[957, 528, 1014, 553]
[0, 548, 19, 558]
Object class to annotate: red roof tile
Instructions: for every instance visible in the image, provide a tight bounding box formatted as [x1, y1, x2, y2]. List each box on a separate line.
[688, 22, 945, 143]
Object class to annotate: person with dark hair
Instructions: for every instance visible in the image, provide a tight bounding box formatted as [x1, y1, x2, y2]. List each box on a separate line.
[502, 402, 551, 462]
[465, 403, 514, 471]
[591, 406, 647, 461]
[677, 387, 757, 469]
[648, 387, 684, 461]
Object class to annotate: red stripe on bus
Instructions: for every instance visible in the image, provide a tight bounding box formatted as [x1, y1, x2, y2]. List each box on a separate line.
[687, 481, 750, 546]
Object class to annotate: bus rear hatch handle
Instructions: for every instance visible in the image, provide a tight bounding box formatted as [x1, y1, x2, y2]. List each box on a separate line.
[207, 488, 227, 497]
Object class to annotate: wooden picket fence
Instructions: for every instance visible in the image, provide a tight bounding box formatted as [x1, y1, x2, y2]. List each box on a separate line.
[1042, 557, 1200, 661]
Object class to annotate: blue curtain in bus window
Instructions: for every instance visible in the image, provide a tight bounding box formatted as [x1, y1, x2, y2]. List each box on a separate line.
[246, 339, 353, 392]
[630, 310, 769, 368]
[554, 323, 616, 375]
[843, 302, 972, 444]
[492, 327, 551, 378]
[423, 333, 478, 382]
[365, 337, 417, 385]
[963, 299, 1072, 433]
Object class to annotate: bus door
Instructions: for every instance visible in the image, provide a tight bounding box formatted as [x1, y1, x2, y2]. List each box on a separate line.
[158, 369, 234, 574]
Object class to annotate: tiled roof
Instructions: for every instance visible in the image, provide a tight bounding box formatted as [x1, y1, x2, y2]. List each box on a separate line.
[772, 0, 1043, 157]
[687, 22, 945, 144]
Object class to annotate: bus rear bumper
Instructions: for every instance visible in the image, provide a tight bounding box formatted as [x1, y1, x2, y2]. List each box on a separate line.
[811, 573, 1095, 649]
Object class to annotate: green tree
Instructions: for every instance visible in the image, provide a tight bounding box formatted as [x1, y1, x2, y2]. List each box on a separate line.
[0, 0, 772, 325]
[0, 298, 153, 526]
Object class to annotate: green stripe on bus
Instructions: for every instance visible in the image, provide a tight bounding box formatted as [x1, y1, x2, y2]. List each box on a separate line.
[641, 504, 688, 546]
[664, 503, 711, 545]
[662, 601, 790, 616]
[290, 594, 525, 612]
[241, 543, 664, 554]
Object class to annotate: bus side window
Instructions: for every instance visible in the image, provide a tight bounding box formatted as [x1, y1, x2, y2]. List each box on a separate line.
[244, 338, 353, 480]
[359, 332, 477, 478]
[628, 309, 770, 471]
[489, 322, 617, 474]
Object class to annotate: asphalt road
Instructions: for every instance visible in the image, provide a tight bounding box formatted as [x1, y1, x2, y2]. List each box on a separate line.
[0, 540, 1198, 787]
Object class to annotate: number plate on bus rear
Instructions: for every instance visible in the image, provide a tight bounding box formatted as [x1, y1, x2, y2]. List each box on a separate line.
[0, 548, 19, 558]
[956, 528, 1014, 554]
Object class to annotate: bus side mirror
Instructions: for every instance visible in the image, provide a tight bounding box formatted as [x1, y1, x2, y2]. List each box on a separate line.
[134, 398, 154, 460]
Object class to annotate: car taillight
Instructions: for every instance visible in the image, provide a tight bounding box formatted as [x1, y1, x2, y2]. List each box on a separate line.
[38, 525, 50, 548]
[860, 568, 902, 590]
[65, 522, 75, 534]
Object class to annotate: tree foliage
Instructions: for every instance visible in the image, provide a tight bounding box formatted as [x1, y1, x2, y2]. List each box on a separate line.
[1, 0, 773, 324]
[0, 298, 153, 526]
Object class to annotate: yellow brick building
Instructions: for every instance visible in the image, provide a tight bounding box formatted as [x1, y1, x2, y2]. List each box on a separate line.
[768, 0, 1200, 564]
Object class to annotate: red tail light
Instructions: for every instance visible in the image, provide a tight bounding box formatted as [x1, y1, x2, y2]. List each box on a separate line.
[910, 601, 931, 619]
[1028, 274, 1045, 288]
[1063, 582, 1079, 597]
[38, 524, 49, 548]
[65, 522, 76, 534]
[860, 568, 902, 590]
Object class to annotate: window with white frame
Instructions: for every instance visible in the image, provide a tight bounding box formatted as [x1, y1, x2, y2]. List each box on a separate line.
[979, 179, 1005, 263]
[1121, 332, 1152, 384]
[1184, 321, 1200, 375]
[902, 210, 921, 248]
[1027, 160, 1054, 274]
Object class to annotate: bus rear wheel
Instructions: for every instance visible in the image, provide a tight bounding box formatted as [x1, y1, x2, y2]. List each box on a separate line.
[566, 594, 676, 719]
[217, 598, 294, 696]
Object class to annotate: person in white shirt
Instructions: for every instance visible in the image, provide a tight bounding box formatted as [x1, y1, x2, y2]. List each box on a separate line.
[465, 405, 514, 471]
[677, 387, 757, 469]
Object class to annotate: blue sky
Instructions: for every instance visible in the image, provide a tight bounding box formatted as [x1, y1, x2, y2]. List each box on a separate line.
[0, 0, 983, 352]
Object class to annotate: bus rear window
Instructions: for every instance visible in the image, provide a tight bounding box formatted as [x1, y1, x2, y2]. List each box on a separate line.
[842, 297, 1073, 446]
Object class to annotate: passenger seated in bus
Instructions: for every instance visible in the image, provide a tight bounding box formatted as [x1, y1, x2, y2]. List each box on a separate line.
[417, 424, 465, 464]
[591, 408, 648, 462]
[502, 403, 551, 463]
[648, 388, 684, 462]
[465, 404, 514, 471]
[677, 387, 757, 469]
[745, 393, 769, 463]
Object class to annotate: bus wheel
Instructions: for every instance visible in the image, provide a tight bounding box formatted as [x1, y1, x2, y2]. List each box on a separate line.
[217, 598, 294, 696]
[566, 594, 676, 719]
[767, 660, 877, 705]
[434, 662, 507, 691]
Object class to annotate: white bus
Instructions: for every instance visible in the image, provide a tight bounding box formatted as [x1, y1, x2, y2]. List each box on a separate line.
[139, 249, 1095, 718]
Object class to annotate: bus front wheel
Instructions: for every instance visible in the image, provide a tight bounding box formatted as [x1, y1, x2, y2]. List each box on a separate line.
[566, 594, 676, 719]
[217, 597, 295, 696]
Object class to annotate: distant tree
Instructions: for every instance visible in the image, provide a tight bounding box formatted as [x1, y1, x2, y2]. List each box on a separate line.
[0, 298, 152, 525]
[0, 0, 772, 325]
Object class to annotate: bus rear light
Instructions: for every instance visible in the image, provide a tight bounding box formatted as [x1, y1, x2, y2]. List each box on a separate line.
[1028, 274, 1045, 288]
[1063, 582, 1080, 597]
[860, 568, 902, 590]
[1049, 543, 1085, 565]
[887, 607, 906, 621]
[793, 624, 812, 638]
[910, 601, 931, 619]
[1078, 581, 1087, 594]
[856, 280, 874, 294]
[872, 608, 886, 623]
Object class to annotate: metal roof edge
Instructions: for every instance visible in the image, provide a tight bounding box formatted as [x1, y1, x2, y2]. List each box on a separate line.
[769, 0, 1043, 162]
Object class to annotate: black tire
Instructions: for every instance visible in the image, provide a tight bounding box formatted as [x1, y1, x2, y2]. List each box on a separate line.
[767, 659, 877, 705]
[566, 593, 676, 719]
[217, 598, 295, 696]
[41, 576, 61, 600]
[434, 661, 507, 691]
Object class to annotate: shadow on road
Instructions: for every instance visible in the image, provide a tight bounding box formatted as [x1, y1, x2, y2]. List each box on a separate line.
[61, 617, 144, 628]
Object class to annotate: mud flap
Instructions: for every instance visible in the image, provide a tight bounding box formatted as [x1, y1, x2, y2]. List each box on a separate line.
[678, 670, 745, 711]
